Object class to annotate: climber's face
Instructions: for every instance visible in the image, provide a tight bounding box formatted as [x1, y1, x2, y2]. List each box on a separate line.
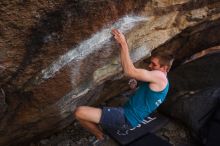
[148, 57, 169, 73]
[148, 57, 161, 71]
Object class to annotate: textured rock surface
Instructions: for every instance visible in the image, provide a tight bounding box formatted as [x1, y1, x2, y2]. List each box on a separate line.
[0, 88, 7, 119]
[1, 0, 220, 145]
[167, 52, 220, 98]
[160, 53, 220, 144]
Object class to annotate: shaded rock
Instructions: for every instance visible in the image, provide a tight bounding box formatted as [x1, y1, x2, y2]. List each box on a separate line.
[167, 52, 220, 98]
[0, 88, 7, 119]
[160, 53, 220, 143]
[184, 45, 220, 64]
[203, 105, 220, 146]
[166, 88, 220, 138]
[156, 119, 197, 146]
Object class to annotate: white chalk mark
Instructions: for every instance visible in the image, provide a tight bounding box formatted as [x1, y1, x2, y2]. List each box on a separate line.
[41, 15, 148, 80]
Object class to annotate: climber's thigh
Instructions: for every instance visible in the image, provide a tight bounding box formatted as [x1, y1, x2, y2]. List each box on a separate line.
[75, 106, 102, 123]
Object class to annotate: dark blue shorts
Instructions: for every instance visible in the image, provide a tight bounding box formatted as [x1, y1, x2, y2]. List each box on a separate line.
[99, 107, 132, 130]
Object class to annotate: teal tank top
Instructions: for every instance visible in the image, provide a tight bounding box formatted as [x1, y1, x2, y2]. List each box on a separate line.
[123, 81, 169, 128]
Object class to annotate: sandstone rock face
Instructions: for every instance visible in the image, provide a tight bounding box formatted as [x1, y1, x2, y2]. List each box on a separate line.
[0, 0, 220, 145]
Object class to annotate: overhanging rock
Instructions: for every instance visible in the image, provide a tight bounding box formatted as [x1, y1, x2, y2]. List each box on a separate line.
[1, 0, 220, 145]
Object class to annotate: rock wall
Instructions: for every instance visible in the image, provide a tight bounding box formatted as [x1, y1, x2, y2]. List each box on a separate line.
[159, 52, 220, 144]
[0, 0, 220, 145]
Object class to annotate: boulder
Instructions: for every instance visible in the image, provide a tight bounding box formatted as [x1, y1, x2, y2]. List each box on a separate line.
[1, 0, 220, 145]
[160, 53, 220, 141]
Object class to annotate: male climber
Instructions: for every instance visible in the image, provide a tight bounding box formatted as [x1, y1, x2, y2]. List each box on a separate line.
[74, 29, 174, 145]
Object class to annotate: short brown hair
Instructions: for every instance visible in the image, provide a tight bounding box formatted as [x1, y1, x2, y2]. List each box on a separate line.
[151, 52, 174, 70]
